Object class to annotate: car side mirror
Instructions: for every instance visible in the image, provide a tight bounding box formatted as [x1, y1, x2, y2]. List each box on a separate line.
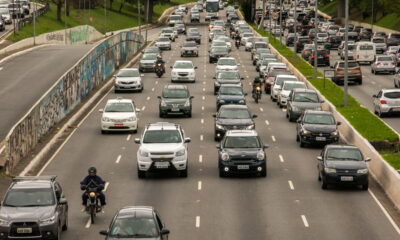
[212, 113, 217, 117]
[195, 66, 198, 69]
[170, 66, 172, 68]
[161, 229, 170, 235]
[134, 138, 141, 144]
[252, 114, 258, 118]
[184, 137, 191, 143]
[157, 96, 161, 99]
[365, 157, 371, 162]
[317, 156, 323, 161]
[99, 230, 109, 236]
[190, 96, 194, 99]
[337, 121, 341, 125]
[98, 109, 103, 113]
[216, 144, 221, 149]
[59, 198, 67, 204]
[372, 94, 377, 98]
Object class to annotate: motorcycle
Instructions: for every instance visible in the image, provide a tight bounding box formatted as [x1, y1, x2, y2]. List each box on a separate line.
[155, 63, 165, 78]
[252, 85, 262, 103]
[235, 39, 240, 49]
[82, 181, 103, 224]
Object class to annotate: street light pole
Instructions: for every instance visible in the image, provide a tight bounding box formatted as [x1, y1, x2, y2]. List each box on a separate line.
[269, 0, 271, 34]
[104, 0, 107, 33]
[258, 0, 265, 30]
[279, 0, 282, 47]
[64, 0, 67, 44]
[344, 0, 349, 106]
[294, 0, 297, 53]
[33, 0, 36, 45]
[313, 0, 318, 78]
[138, 0, 141, 37]
[371, 0, 374, 31]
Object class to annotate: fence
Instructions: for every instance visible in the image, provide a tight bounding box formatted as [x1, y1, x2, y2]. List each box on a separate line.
[3, 30, 144, 174]
[15, 2, 49, 30]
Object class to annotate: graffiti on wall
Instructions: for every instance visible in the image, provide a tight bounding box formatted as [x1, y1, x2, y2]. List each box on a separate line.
[46, 32, 64, 42]
[69, 26, 89, 44]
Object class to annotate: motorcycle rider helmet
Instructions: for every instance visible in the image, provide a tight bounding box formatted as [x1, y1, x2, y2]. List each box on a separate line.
[88, 167, 97, 175]
[157, 55, 162, 60]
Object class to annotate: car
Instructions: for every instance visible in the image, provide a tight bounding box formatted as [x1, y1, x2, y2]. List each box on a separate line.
[309, 49, 330, 67]
[287, 89, 324, 122]
[296, 110, 340, 147]
[373, 89, 400, 117]
[373, 31, 387, 39]
[215, 57, 239, 72]
[295, 36, 311, 53]
[371, 55, 397, 75]
[301, 44, 315, 61]
[214, 71, 243, 94]
[347, 31, 359, 42]
[371, 37, 387, 54]
[217, 130, 268, 177]
[259, 59, 280, 77]
[339, 43, 355, 60]
[395, 71, 400, 88]
[326, 35, 342, 49]
[331, 60, 362, 85]
[316, 32, 329, 42]
[213, 105, 257, 141]
[190, 12, 200, 22]
[264, 69, 292, 94]
[251, 41, 269, 57]
[277, 81, 307, 108]
[209, 46, 229, 63]
[205, 12, 217, 21]
[0, 18, 4, 31]
[336, 28, 346, 38]
[337, 40, 355, 56]
[8, 3, 24, 19]
[174, 23, 186, 34]
[139, 53, 158, 72]
[359, 28, 373, 40]
[285, 33, 296, 46]
[317, 144, 370, 190]
[180, 41, 199, 57]
[135, 122, 191, 178]
[168, 14, 183, 26]
[255, 53, 277, 71]
[386, 46, 400, 66]
[16, 0, 29, 15]
[252, 48, 270, 62]
[271, 75, 298, 101]
[214, 35, 232, 49]
[326, 25, 339, 35]
[170, 60, 197, 83]
[114, 68, 144, 93]
[186, 32, 201, 44]
[386, 33, 400, 47]
[155, 37, 172, 50]
[216, 84, 246, 110]
[0, 176, 68, 239]
[0, 8, 12, 24]
[99, 206, 170, 239]
[100, 98, 139, 133]
[158, 84, 193, 117]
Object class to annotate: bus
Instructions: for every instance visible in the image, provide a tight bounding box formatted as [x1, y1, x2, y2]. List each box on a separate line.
[206, 0, 219, 13]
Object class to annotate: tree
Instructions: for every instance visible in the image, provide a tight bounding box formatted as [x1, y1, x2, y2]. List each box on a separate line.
[51, 0, 64, 21]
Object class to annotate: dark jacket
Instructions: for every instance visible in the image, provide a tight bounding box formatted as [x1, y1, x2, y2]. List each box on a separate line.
[80, 175, 105, 191]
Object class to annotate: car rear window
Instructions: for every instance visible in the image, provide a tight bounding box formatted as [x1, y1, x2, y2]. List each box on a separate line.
[372, 38, 385, 43]
[143, 130, 182, 143]
[162, 89, 188, 98]
[359, 45, 373, 50]
[378, 56, 394, 61]
[391, 34, 400, 38]
[326, 148, 363, 161]
[223, 136, 261, 148]
[384, 92, 400, 99]
[338, 62, 359, 68]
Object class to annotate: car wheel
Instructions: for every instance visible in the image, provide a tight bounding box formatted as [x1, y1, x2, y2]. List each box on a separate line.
[62, 212, 68, 231]
[159, 112, 164, 118]
[132, 129, 138, 134]
[260, 163, 267, 177]
[299, 138, 305, 147]
[362, 182, 369, 191]
[296, 134, 299, 142]
[318, 172, 321, 181]
[378, 109, 384, 118]
[219, 168, 227, 177]
[321, 180, 327, 189]
[286, 112, 289, 119]
[214, 135, 220, 141]
[371, 69, 373, 73]
[358, 79, 362, 85]
[179, 167, 188, 178]
[101, 130, 107, 134]
[138, 169, 146, 179]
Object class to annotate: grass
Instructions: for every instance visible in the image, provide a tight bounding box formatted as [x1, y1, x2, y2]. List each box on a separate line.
[319, 0, 337, 17]
[375, 13, 400, 31]
[381, 151, 400, 170]
[7, 0, 193, 42]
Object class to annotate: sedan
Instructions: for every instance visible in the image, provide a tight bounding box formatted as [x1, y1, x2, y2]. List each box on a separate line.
[287, 89, 324, 122]
[373, 89, 400, 117]
[278, 81, 307, 108]
[216, 57, 239, 72]
[170, 60, 197, 83]
[317, 144, 370, 190]
[139, 53, 158, 72]
[180, 41, 199, 57]
[114, 68, 144, 93]
[155, 37, 172, 50]
[100, 98, 140, 134]
[216, 84, 246, 110]
[371, 56, 397, 75]
[214, 71, 243, 94]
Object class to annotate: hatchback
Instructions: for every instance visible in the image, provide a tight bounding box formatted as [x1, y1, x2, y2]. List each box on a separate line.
[373, 89, 400, 117]
[371, 56, 396, 75]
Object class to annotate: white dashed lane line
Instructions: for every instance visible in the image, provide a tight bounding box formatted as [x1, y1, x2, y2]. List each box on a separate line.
[141, 106, 146, 111]
[198, 181, 202, 190]
[201, 118, 204, 124]
[126, 134, 131, 141]
[146, 96, 150, 101]
[265, 120, 270, 125]
[199, 155, 203, 163]
[196, 216, 200, 228]
[202, 96, 205, 100]
[271, 136, 276, 142]
[260, 107, 264, 112]
[116, 155, 121, 164]
[279, 154, 284, 162]
[200, 135, 204, 141]
[288, 180, 294, 190]
[201, 106, 204, 111]
[104, 182, 110, 192]
[301, 215, 309, 228]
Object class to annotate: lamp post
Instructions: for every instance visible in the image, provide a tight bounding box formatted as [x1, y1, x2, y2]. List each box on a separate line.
[371, 0, 374, 31]
[33, 0, 36, 45]
[104, 0, 107, 33]
[313, 0, 318, 78]
[64, 0, 67, 44]
[294, 0, 297, 53]
[138, 0, 141, 36]
[344, 0, 349, 106]
[279, 0, 282, 48]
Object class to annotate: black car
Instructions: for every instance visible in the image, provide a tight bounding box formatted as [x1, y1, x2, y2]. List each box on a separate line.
[295, 36, 311, 53]
[209, 47, 229, 63]
[158, 85, 193, 118]
[214, 71, 243, 94]
[100, 206, 170, 239]
[186, 32, 201, 44]
[309, 49, 330, 67]
[285, 33, 296, 46]
[296, 110, 340, 147]
[217, 130, 267, 177]
[359, 28, 372, 40]
[317, 144, 370, 190]
[213, 105, 257, 141]
[327, 35, 342, 49]
[216, 84, 246, 110]
[287, 89, 323, 122]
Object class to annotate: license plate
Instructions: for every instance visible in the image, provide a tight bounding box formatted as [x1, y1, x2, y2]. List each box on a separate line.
[155, 162, 170, 168]
[237, 165, 249, 170]
[171, 108, 180, 112]
[17, 228, 32, 234]
[114, 123, 124, 127]
[178, 77, 187, 80]
[341, 176, 354, 181]
[316, 136, 326, 141]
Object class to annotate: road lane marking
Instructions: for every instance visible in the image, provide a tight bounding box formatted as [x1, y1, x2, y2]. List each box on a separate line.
[246, 76, 249, 78]
[201, 118, 204, 124]
[372, 81, 376, 85]
[282, 108, 287, 112]
[265, 120, 270, 125]
[196, 216, 200, 228]
[200, 135, 203, 141]
[271, 136, 276, 142]
[104, 182, 110, 192]
[141, 106, 146, 111]
[85, 218, 91, 228]
[204, 74, 206, 78]
[248, 82, 252, 85]
[116, 155, 121, 164]
[203, 81, 206, 85]
[260, 107, 264, 112]
[202, 106, 204, 111]
[146, 96, 150, 101]
[202, 96, 205, 100]
[199, 155, 203, 163]
[0, 67, 3, 71]
[301, 215, 309, 227]
[203, 88, 206, 91]
[288, 180, 294, 190]
[369, 189, 400, 235]
[155, 81, 158, 84]
[279, 154, 284, 162]
[151, 88, 154, 92]
[126, 134, 131, 141]
[198, 181, 202, 190]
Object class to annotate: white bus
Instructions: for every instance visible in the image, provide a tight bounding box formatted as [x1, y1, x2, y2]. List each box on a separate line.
[206, 0, 219, 13]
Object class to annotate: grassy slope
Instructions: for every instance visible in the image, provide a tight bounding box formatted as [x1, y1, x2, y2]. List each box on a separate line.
[7, 0, 192, 42]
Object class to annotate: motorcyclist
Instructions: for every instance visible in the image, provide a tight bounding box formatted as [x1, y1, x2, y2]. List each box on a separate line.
[155, 55, 165, 73]
[235, 34, 241, 48]
[80, 167, 106, 208]
[252, 77, 263, 95]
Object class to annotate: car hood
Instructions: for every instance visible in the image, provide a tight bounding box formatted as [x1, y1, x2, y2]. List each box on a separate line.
[0, 206, 55, 222]
[291, 102, 322, 110]
[182, 47, 198, 51]
[217, 65, 238, 70]
[140, 143, 183, 153]
[156, 41, 170, 45]
[303, 123, 337, 133]
[162, 98, 188, 104]
[140, 60, 156, 64]
[172, 68, 195, 73]
[216, 118, 253, 126]
[217, 79, 241, 84]
[105, 237, 160, 240]
[103, 112, 136, 119]
[325, 160, 367, 170]
[115, 76, 141, 82]
[224, 148, 261, 158]
[218, 95, 245, 101]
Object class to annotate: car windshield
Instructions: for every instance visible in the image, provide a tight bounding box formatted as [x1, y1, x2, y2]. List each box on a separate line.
[212, 42, 226, 47]
[219, 109, 251, 119]
[162, 89, 188, 98]
[212, 48, 228, 53]
[219, 87, 243, 95]
[255, 43, 268, 48]
[183, 42, 197, 47]
[269, 71, 290, 77]
[143, 130, 182, 143]
[373, 38, 384, 43]
[3, 188, 55, 207]
[304, 113, 335, 125]
[217, 72, 239, 79]
[110, 217, 158, 238]
[293, 92, 319, 102]
[378, 56, 393, 62]
[218, 59, 236, 66]
[105, 103, 133, 112]
[174, 62, 193, 69]
[276, 77, 296, 86]
[144, 48, 158, 54]
[326, 148, 363, 161]
[283, 82, 305, 91]
[142, 54, 157, 60]
[338, 62, 359, 68]
[157, 37, 169, 42]
[117, 69, 140, 77]
[223, 136, 261, 148]
[384, 92, 400, 99]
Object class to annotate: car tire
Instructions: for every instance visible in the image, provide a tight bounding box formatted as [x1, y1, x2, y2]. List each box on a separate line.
[159, 112, 164, 118]
[214, 135, 220, 141]
[114, 89, 119, 93]
[101, 130, 107, 134]
[219, 168, 227, 177]
[362, 182, 369, 191]
[299, 138, 305, 147]
[378, 109, 384, 118]
[179, 167, 188, 178]
[358, 79, 362, 85]
[138, 169, 146, 179]
[62, 213, 68, 231]
[321, 180, 327, 189]
[132, 129, 138, 134]
[261, 164, 267, 177]
[318, 173, 321, 181]
[296, 134, 299, 142]
[187, 111, 192, 118]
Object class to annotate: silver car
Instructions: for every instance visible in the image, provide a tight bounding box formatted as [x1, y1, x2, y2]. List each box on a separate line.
[373, 89, 400, 117]
[114, 68, 144, 92]
[394, 71, 400, 88]
[371, 55, 396, 75]
[372, 37, 387, 53]
[180, 41, 199, 57]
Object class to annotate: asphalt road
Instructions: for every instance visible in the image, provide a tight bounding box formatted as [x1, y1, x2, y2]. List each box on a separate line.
[35, 10, 400, 240]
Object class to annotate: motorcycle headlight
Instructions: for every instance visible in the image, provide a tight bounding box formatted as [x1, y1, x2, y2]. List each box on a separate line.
[246, 124, 255, 130]
[330, 131, 339, 136]
[184, 100, 190, 107]
[302, 129, 311, 135]
[102, 117, 111, 122]
[221, 152, 230, 161]
[324, 167, 336, 173]
[257, 151, 265, 160]
[176, 149, 186, 156]
[216, 124, 224, 129]
[39, 215, 56, 225]
[139, 149, 149, 157]
[238, 100, 245, 104]
[0, 219, 10, 226]
[161, 101, 167, 107]
[357, 168, 368, 174]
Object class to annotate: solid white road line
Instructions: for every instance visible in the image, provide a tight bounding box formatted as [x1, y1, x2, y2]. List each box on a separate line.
[85, 218, 91, 228]
[271, 135, 276, 142]
[103, 182, 110, 192]
[202, 106, 204, 111]
[196, 216, 200, 228]
[301, 215, 309, 227]
[116, 155, 121, 164]
[288, 180, 294, 190]
[369, 189, 400, 235]
[202, 96, 205, 100]
[151, 88, 155, 92]
[201, 119, 204, 124]
[198, 181, 202, 190]
[260, 107, 264, 112]
[265, 120, 270, 125]
[200, 135, 203, 141]
[126, 134, 131, 141]
[279, 154, 284, 162]
[0, 146, 5, 155]
[199, 155, 203, 163]
[155, 81, 158, 84]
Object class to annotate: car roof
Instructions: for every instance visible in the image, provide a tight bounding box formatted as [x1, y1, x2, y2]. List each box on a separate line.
[107, 98, 133, 104]
[293, 88, 317, 93]
[164, 84, 187, 90]
[325, 144, 359, 150]
[381, 89, 400, 93]
[225, 130, 258, 137]
[174, 60, 193, 63]
[276, 74, 297, 78]
[146, 122, 181, 131]
[117, 206, 155, 218]
[119, 68, 138, 71]
[304, 110, 332, 115]
[219, 104, 249, 110]
[12, 180, 52, 189]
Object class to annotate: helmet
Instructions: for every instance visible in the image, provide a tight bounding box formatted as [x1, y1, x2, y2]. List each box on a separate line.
[88, 167, 97, 174]
[157, 55, 162, 60]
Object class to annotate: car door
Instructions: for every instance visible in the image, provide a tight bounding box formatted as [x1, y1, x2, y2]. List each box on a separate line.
[54, 182, 67, 225]
[155, 212, 167, 239]
[373, 90, 382, 111]
[317, 148, 326, 175]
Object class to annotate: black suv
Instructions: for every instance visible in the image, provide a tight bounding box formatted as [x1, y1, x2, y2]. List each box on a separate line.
[309, 49, 330, 67]
[295, 36, 311, 53]
[296, 110, 340, 147]
[158, 85, 194, 118]
[213, 105, 257, 141]
[317, 144, 370, 190]
[287, 89, 323, 122]
[209, 47, 229, 63]
[214, 71, 243, 94]
[0, 176, 68, 240]
[216, 84, 246, 110]
[217, 130, 268, 177]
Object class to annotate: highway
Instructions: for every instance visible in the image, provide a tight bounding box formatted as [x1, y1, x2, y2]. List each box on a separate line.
[32, 9, 400, 239]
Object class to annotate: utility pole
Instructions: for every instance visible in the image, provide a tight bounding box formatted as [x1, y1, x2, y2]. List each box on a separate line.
[344, 0, 349, 106]
[138, 0, 141, 37]
[33, 0, 36, 45]
[258, 0, 265, 30]
[64, 0, 67, 44]
[269, 0, 271, 34]
[12, 0, 16, 36]
[371, 0, 374, 31]
[294, 0, 297, 53]
[145, 0, 149, 43]
[279, 0, 282, 47]
[313, 0, 318, 78]
[104, 0, 107, 33]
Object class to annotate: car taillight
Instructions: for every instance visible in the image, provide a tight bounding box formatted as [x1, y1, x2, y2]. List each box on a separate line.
[375, 62, 381, 65]
[380, 100, 387, 104]
[296, 41, 300, 44]
[388, 38, 393, 40]
[391, 62, 396, 65]
[310, 56, 315, 59]
[357, 55, 359, 59]
[325, 55, 330, 58]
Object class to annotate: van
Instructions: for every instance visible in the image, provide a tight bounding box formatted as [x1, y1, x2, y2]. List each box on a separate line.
[354, 42, 376, 64]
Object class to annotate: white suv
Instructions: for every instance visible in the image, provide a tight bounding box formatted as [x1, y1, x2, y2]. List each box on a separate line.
[135, 122, 191, 178]
[171, 60, 197, 82]
[216, 57, 239, 72]
[100, 98, 140, 133]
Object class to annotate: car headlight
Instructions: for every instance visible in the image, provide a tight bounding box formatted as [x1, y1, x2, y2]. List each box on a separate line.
[330, 131, 339, 136]
[189, 72, 195, 77]
[324, 167, 336, 173]
[221, 152, 230, 161]
[139, 149, 149, 157]
[246, 124, 255, 130]
[218, 99, 225, 103]
[102, 117, 111, 122]
[184, 100, 191, 107]
[39, 215, 56, 225]
[281, 93, 289, 98]
[216, 124, 224, 129]
[238, 99, 245, 104]
[357, 168, 369, 174]
[176, 149, 186, 156]
[0, 219, 10, 226]
[302, 129, 311, 135]
[128, 116, 136, 121]
[172, 71, 178, 76]
[257, 151, 265, 160]
[161, 101, 167, 107]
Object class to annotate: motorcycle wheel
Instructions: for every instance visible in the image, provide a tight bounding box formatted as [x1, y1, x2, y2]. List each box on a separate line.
[90, 205, 95, 224]
[255, 97, 259, 104]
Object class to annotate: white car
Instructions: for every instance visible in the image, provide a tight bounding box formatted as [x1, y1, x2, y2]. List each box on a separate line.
[216, 57, 239, 72]
[214, 35, 232, 49]
[155, 37, 172, 50]
[100, 98, 140, 133]
[135, 122, 191, 178]
[271, 75, 298, 101]
[161, 27, 178, 41]
[114, 68, 144, 93]
[241, 33, 254, 46]
[171, 60, 197, 82]
[278, 81, 307, 107]
[316, 33, 329, 42]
